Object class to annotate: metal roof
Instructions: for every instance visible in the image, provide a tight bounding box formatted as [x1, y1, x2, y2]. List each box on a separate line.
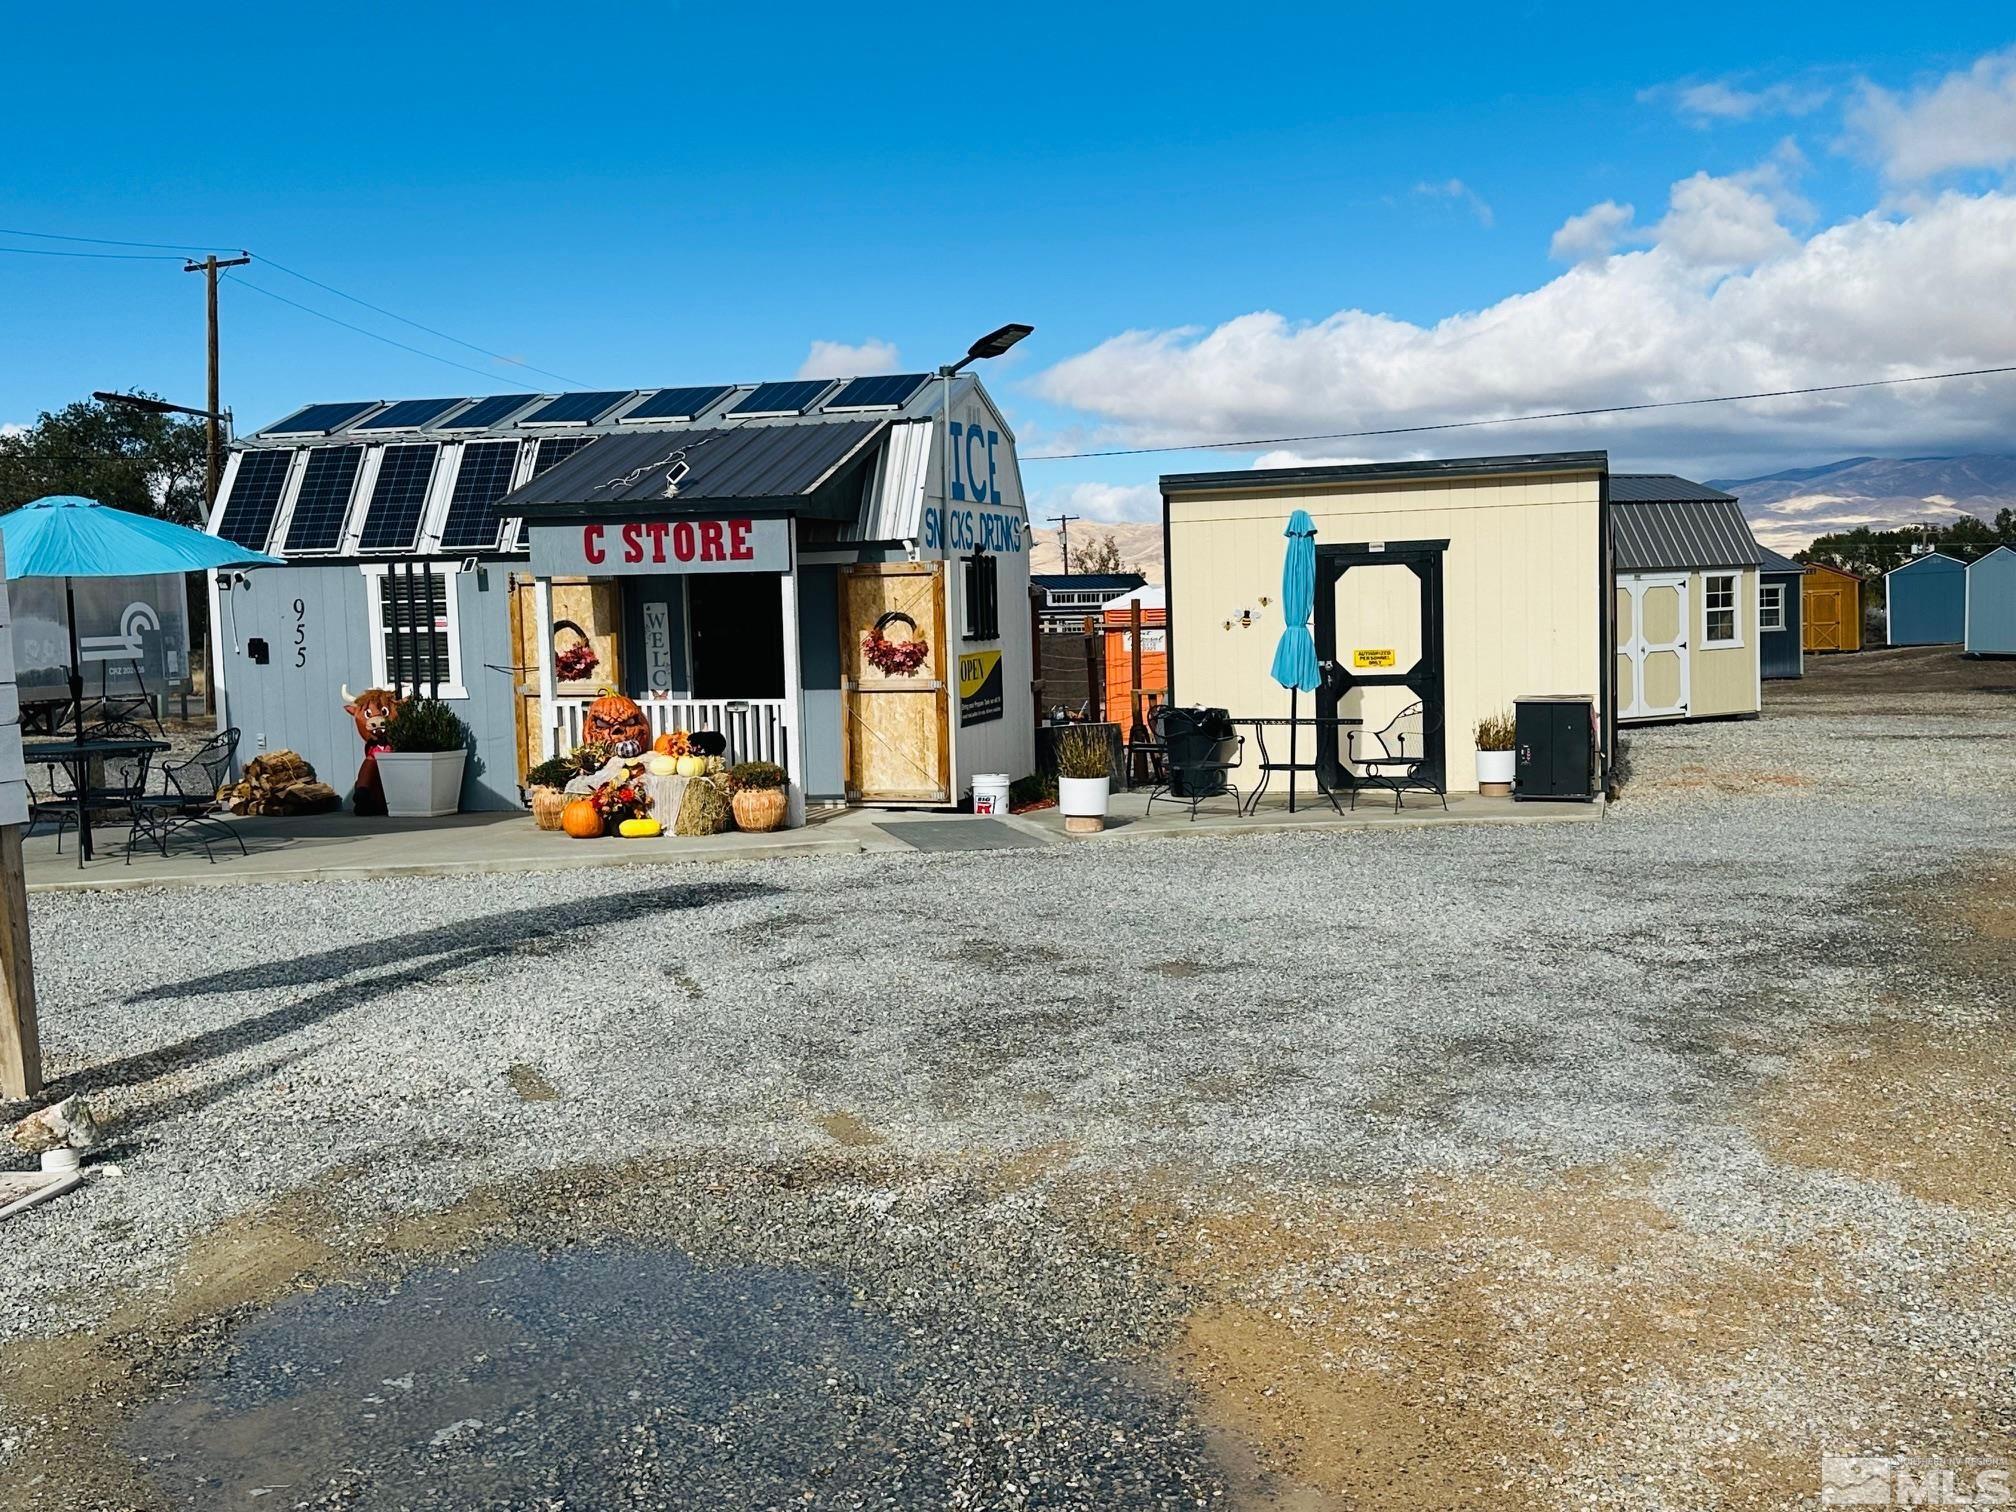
[1031, 573, 1145, 591]
[1613, 497, 1761, 571]
[1757, 546, 1807, 575]
[1608, 473, 1737, 503]
[1162, 450, 1607, 494]
[499, 419, 890, 517]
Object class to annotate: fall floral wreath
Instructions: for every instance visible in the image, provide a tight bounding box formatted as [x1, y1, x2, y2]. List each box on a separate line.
[863, 611, 929, 676]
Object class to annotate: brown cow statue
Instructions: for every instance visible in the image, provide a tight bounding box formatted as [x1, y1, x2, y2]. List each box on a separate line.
[341, 684, 404, 816]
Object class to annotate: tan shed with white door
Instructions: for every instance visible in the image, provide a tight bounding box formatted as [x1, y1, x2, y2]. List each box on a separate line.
[1160, 452, 1612, 797]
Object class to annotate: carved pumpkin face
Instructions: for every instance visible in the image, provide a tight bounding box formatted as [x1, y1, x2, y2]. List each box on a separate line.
[583, 694, 651, 759]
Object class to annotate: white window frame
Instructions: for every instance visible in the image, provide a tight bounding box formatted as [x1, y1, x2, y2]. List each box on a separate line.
[360, 563, 469, 699]
[1759, 581, 1786, 632]
[1702, 572, 1743, 649]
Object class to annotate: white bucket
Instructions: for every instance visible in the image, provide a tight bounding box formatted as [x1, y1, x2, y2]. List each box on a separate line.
[971, 773, 1012, 816]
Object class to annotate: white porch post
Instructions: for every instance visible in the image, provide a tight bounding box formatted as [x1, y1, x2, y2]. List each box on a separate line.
[780, 520, 806, 827]
[533, 575, 557, 761]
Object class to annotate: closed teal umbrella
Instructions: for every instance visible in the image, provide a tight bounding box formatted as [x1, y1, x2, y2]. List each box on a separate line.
[1267, 510, 1320, 811]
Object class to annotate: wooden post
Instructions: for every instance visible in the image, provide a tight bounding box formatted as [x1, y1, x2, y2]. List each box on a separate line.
[0, 545, 37, 1100]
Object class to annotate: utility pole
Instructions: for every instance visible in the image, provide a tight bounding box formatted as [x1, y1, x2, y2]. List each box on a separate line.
[1047, 513, 1079, 575]
[183, 253, 252, 511]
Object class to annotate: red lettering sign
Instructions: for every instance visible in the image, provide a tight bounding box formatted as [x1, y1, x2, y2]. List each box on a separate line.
[699, 520, 726, 560]
[645, 520, 669, 563]
[671, 521, 697, 561]
[728, 519, 753, 559]
[582, 524, 605, 565]
[621, 522, 644, 564]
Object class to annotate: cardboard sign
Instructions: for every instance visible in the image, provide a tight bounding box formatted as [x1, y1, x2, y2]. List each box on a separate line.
[1353, 648, 1397, 669]
[959, 648, 1004, 727]
[527, 517, 790, 577]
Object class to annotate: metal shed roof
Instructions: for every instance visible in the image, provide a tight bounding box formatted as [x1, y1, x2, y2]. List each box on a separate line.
[1757, 546, 1808, 575]
[1612, 496, 1761, 571]
[1608, 473, 1737, 504]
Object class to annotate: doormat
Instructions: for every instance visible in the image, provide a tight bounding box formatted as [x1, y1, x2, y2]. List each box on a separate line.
[875, 820, 1050, 852]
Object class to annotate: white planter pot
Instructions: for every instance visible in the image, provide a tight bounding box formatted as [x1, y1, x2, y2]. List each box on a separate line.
[376, 749, 467, 817]
[1476, 748, 1516, 795]
[1058, 776, 1111, 817]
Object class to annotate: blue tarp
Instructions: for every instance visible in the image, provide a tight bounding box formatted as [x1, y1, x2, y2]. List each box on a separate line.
[1268, 509, 1319, 693]
[0, 495, 280, 579]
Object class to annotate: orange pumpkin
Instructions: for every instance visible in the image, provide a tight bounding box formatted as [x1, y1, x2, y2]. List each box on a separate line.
[583, 694, 651, 758]
[561, 797, 605, 839]
[652, 728, 691, 758]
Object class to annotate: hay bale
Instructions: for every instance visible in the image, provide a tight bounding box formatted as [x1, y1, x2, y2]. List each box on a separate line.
[673, 778, 732, 836]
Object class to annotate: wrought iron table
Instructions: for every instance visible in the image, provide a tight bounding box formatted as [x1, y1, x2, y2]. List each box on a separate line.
[23, 738, 169, 866]
[1231, 716, 1363, 815]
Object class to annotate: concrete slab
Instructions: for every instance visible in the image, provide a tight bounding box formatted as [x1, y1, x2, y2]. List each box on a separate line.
[875, 819, 1050, 852]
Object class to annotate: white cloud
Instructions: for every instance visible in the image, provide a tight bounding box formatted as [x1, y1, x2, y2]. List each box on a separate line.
[0, 424, 25, 439]
[797, 338, 900, 378]
[1550, 200, 1636, 262]
[1033, 173, 2016, 469]
[1653, 78, 1831, 124]
[1028, 480, 1161, 524]
[1850, 48, 2016, 181]
[1413, 178, 1494, 228]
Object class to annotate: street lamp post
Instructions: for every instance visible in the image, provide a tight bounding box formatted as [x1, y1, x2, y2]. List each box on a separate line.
[93, 390, 233, 521]
[936, 323, 1033, 554]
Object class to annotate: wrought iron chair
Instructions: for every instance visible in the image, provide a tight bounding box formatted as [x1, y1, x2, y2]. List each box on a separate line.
[1144, 706, 1244, 821]
[1346, 700, 1447, 812]
[129, 729, 245, 864]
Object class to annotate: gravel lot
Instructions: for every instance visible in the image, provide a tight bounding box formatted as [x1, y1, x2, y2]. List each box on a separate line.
[1, 646, 2011, 1510]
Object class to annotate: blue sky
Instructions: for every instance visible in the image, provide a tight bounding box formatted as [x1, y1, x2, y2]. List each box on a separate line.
[5, 3, 2015, 530]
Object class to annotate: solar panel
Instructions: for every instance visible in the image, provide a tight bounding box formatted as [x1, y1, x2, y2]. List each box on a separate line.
[264, 401, 377, 436]
[436, 394, 538, 430]
[357, 444, 441, 551]
[352, 398, 462, 432]
[621, 385, 734, 423]
[282, 446, 365, 553]
[438, 441, 521, 551]
[727, 380, 833, 417]
[824, 373, 930, 411]
[214, 449, 294, 549]
[520, 391, 631, 426]
[532, 435, 596, 476]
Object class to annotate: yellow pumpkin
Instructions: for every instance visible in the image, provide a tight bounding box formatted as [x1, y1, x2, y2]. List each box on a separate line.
[618, 817, 663, 839]
[645, 754, 679, 777]
[561, 798, 604, 839]
[675, 754, 707, 777]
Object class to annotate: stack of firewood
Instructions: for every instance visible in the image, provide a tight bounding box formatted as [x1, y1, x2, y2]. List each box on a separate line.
[220, 750, 341, 816]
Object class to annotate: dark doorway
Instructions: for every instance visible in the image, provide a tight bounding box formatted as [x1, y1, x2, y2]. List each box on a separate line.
[688, 573, 784, 698]
[1313, 540, 1447, 793]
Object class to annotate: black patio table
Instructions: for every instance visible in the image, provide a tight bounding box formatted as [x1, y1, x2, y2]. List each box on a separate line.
[1230, 715, 1363, 815]
[23, 737, 169, 867]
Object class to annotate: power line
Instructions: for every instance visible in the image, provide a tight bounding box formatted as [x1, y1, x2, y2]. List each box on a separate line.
[0, 226, 242, 254]
[0, 245, 185, 262]
[1022, 363, 2016, 461]
[257, 257, 590, 389]
[221, 272, 548, 392]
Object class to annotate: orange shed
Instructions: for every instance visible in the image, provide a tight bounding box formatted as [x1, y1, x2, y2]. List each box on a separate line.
[1100, 586, 1167, 734]
[1801, 560, 1864, 653]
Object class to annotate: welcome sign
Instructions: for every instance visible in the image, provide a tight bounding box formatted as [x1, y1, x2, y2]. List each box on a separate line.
[527, 517, 791, 577]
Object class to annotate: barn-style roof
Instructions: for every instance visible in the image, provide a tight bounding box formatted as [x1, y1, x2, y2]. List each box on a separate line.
[1611, 475, 1761, 571]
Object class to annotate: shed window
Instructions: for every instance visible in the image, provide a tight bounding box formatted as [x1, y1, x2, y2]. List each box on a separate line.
[1759, 582, 1786, 631]
[964, 552, 1000, 640]
[363, 564, 466, 698]
[1703, 573, 1741, 647]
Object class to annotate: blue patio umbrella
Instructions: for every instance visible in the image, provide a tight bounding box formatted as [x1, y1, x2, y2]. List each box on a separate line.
[0, 495, 280, 744]
[1267, 509, 1321, 810]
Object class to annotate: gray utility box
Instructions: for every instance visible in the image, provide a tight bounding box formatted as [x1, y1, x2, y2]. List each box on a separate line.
[1513, 695, 1595, 801]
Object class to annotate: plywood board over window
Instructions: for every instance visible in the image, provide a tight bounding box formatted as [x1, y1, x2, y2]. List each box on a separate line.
[840, 563, 948, 803]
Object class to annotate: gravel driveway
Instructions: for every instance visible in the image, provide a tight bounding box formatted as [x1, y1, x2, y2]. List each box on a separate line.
[1, 647, 2011, 1510]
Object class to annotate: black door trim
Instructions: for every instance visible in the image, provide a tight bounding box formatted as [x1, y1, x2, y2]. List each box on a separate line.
[1313, 539, 1449, 791]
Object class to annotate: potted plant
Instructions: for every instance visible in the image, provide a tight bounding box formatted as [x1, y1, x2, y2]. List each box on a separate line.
[725, 761, 790, 832]
[376, 698, 470, 817]
[1475, 710, 1517, 796]
[1054, 725, 1112, 835]
[525, 756, 577, 831]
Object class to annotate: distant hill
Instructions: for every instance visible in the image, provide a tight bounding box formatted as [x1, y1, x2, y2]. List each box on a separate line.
[1030, 520, 1164, 581]
[1708, 455, 2016, 553]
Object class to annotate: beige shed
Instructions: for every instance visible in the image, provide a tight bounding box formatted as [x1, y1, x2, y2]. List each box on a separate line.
[1159, 452, 1612, 798]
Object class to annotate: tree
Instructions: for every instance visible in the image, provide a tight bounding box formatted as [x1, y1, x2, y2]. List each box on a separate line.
[0, 395, 209, 525]
[1074, 532, 1130, 575]
[1801, 514, 2014, 578]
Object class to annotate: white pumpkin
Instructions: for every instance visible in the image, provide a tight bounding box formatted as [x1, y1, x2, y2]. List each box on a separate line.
[646, 753, 679, 777]
[675, 754, 707, 778]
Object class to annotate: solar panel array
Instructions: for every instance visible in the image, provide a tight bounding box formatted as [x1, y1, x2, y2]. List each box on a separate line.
[438, 440, 521, 550]
[352, 398, 462, 432]
[532, 435, 596, 476]
[282, 446, 366, 552]
[215, 449, 294, 548]
[521, 391, 629, 426]
[266, 401, 378, 435]
[728, 379, 832, 417]
[438, 394, 538, 430]
[622, 385, 733, 422]
[826, 374, 930, 410]
[358, 444, 441, 551]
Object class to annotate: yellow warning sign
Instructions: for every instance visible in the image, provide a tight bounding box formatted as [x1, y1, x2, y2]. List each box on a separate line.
[1353, 648, 1397, 669]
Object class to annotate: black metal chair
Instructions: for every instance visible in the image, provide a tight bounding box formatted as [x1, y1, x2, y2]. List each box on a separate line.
[129, 729, 245, 864]
[1347, 701, 1446, 811]
[1145, 706, 1244, 821]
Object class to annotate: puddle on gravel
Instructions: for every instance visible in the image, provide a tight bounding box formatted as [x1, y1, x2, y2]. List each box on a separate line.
[121, 1241, 1216, 1509]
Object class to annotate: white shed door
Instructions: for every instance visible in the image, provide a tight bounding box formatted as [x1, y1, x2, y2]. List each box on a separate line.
[1618, 573, 1690, 720]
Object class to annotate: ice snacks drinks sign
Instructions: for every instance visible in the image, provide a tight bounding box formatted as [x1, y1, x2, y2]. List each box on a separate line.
[528, 517, 791, 576]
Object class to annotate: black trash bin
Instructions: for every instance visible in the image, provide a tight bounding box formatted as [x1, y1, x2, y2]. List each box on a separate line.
[1157, 706, 1237, 799]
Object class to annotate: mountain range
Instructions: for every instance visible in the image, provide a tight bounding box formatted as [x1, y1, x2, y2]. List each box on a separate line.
[1029, 455, 2016, 575]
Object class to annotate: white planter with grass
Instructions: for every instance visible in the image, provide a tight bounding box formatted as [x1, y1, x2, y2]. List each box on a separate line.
[376, 749, 467, 817]
[1475, 747, 1515, 796]
[1058, 775, 1110, 835]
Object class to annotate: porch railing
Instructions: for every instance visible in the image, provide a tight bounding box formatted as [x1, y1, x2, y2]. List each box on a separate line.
[550, 695, 789, 768]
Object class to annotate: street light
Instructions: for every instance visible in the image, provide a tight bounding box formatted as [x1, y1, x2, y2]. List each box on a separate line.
[938, 323, 1033, 551]
[94, 390, 235, 513]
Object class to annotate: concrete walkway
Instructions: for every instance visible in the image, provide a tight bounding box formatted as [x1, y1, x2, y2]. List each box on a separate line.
[22, 788, 1602, 893]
